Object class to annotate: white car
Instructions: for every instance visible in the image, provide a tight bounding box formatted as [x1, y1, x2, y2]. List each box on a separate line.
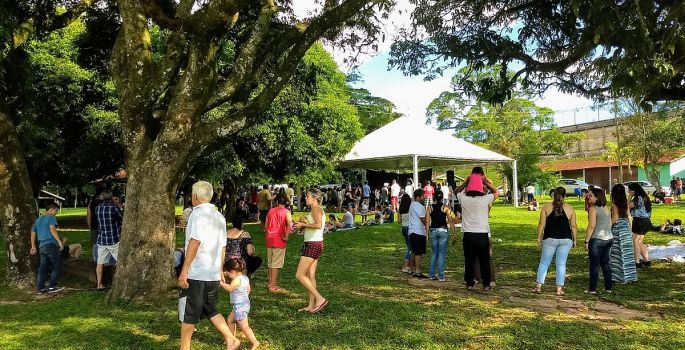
[548, 178, 599, 197]
[623, 181, 657, 195]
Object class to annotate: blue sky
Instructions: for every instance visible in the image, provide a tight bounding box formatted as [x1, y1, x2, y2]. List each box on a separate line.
[292, 0, 613, 126]
[349, 49, 613, 127]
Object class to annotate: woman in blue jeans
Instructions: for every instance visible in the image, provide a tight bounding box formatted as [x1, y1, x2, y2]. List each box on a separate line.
[398, 193, 413, 273]
[533, 187, 577, 296]
[426, 191, 454, 281]
[583, 188, 613, 294]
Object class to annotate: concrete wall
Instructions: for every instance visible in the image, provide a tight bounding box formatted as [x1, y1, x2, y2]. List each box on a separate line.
[546, 119, 623, 160]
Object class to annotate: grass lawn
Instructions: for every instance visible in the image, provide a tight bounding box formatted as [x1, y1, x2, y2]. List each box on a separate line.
[2, 200, 685, 349]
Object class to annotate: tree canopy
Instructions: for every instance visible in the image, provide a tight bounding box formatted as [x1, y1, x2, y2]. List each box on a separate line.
[15, 17, 123, 191]
[390, 0, 685, 104]
[193, 43, 363, 187]
[426, 66, 580, 189]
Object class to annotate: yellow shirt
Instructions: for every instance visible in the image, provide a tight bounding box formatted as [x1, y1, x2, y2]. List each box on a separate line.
[258, 189, 272, 210]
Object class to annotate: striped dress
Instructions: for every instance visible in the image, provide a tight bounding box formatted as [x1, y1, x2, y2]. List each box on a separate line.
[610, 218, 638, 283]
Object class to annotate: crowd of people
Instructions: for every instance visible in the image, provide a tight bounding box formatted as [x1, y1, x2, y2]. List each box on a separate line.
[532, 182, 653, 295]
[399, 167, 498, 291]
[31, 189, 123, 293]
[27, 167, 667, 349]
[177, 181, 329, 350]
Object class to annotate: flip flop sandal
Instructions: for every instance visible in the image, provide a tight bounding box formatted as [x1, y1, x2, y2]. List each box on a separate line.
[310, 299, 329, 313]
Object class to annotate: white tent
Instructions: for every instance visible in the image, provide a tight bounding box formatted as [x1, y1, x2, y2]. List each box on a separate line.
[340, 117, 519, 206]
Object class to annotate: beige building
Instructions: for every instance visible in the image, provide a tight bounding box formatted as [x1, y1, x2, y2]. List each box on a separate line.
[541, 118, 637, 190]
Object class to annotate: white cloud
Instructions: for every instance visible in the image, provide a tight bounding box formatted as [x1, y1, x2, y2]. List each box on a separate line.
[291, 0, 610, 126]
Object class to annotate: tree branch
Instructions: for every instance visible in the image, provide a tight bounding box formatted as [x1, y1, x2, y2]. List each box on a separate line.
[140, 0, 186, 31]
[205, 0, 278, 112]
[8, 0, 94, 59]
[111, 0, 158, 156]
[201, 0, 379, 139]
[190, 0, 250, 39]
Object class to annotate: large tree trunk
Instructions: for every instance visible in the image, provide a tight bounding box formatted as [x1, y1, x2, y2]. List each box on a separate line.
[0, 106, 38, 287]
[109, 157, 181, 302]
[223, 178, 238, 224]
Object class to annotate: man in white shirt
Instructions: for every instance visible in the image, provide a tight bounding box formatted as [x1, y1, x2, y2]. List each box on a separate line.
[455, 175, 499, 291]
[408, 189, 428, 278]
[526, 184, 536, 203]
[390, 179, 401, 213]
[404, 180, 414, 198]
[179, 181, 239, 350]
[441, 183, 451, 205]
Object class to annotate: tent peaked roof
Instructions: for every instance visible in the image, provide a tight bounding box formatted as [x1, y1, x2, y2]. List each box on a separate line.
[341, 117, 512, 169]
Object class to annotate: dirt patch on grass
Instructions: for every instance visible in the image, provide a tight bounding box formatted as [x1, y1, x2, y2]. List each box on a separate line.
[408, 278, 658, 322]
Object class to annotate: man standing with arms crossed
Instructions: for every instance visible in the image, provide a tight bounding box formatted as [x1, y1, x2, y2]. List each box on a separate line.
[179, 181, 239, 350]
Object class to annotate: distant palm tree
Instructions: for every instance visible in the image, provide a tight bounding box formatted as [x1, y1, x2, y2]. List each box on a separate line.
[603, 141, 635, 183]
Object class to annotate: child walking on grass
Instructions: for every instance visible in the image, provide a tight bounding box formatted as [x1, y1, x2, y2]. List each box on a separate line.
[220, 259, 260, 350]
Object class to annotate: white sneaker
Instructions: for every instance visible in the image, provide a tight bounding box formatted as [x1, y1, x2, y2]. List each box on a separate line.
[401, 267, 411, 274]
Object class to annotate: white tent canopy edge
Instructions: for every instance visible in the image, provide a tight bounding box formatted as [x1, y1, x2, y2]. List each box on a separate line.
[340, 117, 519, 207]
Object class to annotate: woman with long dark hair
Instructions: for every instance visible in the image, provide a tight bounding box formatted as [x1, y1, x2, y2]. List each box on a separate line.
[609, 184, 638, 283]
[584, 188, 613, 294]
[398, 192, 413, 273]
[426, 191, 454, 281]
[628, 182, 652, 268]
[533, 187, 577, 296]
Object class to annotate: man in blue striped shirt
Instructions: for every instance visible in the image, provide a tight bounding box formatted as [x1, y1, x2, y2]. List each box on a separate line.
[95, 190, 123, 290]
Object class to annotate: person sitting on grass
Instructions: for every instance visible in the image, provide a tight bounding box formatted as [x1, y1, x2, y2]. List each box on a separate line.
[330, 206, 355, 230]
[660, 219, 683, 235]
[382, 204, 395, 224]
[359, 199, 370, 224]
[60, 237, 82, 260]
[30, 202, 65, 294]
[219, 259, 260, 350]
[365, 205, 384, 225]
[528, 198, 539, 211]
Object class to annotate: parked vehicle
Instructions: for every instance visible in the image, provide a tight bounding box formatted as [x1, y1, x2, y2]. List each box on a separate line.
[623, 181, 657, 196]
[548, 178, 599, 197]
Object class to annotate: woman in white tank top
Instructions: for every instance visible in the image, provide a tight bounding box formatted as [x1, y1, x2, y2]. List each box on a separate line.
[293, 188, 329, 313]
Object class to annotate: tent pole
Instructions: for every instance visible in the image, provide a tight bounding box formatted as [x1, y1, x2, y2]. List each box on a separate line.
[512, 160, 519, 207]
[413, 155, 419, 192]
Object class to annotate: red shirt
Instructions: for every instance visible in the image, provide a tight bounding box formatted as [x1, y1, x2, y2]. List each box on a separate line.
[250, 191, 258, 204]
[424, 185, 435, 199]
[265, 206, 290, 248]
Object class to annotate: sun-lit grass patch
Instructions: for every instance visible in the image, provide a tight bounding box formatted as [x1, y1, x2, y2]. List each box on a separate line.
[1, 202, 685, 349]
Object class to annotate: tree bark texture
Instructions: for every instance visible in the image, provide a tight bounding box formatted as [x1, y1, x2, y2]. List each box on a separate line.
[223, 178, 238, 224]
[109, 0, 385, 302]
[0, 105, 38, 287]
[109, 158, 179, 301]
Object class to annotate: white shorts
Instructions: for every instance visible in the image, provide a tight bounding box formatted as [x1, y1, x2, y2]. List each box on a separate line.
[97, 242, 120, 265]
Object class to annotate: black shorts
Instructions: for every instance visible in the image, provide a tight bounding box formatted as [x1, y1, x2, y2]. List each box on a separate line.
[179, 279, 220, 324]
[60, 246, 70, 259]
[409, 233, 427, 255]
[632, 217, 652, 235]
[259, 210, 269, 223]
